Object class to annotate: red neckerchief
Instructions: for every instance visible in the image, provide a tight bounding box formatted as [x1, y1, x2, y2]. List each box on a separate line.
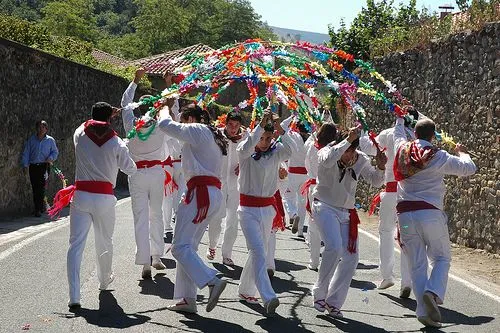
[83, 120, 117, 147]
[314, 140, 324, 150]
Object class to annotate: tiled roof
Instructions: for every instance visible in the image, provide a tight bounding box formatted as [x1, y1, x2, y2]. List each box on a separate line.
[133, 44, 214, 76]
[91, 49, 130, 67]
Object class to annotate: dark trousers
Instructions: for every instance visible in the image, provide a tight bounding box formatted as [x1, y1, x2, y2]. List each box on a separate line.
[29, 163, 50, 213]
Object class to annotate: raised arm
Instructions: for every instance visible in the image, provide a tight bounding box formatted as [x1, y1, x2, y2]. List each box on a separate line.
[158, 113, 208, 146]
[438, 146, 476, 177]
[237, 125, 265, 158]
[121, 69, 145, 133]
[393, 117, 407, 156]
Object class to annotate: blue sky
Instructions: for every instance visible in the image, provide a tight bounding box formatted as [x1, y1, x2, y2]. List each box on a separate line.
[249, 0, 458, 34]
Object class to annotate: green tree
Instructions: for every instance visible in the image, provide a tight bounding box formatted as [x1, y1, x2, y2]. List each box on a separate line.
[41, 0, 98, 42]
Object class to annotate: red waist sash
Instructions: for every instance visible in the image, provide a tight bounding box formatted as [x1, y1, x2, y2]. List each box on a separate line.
[185, 176, 221, 224]
[396, 201, 439, 214]
[47, 180, 113, 218]
[240, 193, 285, 231]
[136, 156, 174, 169]
[288, 166, 308, 175]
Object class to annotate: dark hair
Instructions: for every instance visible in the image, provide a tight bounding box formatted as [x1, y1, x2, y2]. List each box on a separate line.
[35, 120, 48, 129]
[297, 122, 309, 134]
[180, 103, 209, 123]
[317, 122, 337, 147]
[264, 123, 275, 133]
[227, 111, 242, 123]
[414, 118, 435, 142]
[92, 102, 113, 122]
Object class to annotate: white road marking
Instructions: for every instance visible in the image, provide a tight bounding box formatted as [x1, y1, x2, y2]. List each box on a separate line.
[358, 227, 500, 304]
[0, 198, 131, 262]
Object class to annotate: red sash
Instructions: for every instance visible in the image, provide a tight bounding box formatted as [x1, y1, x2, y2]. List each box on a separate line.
[184, 176, 221, 224]
[396, 201, 439, 214]
[48, 180, 113, 218]
[240, 193, 285, 231]
[348, 209, 361, 254]
[288, 166, 308, 175]
[368, 181, 398, 216]
[300, 178, 317, 215]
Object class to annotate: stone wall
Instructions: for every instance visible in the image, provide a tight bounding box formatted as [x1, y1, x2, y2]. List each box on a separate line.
[355, 22, 499, 253]
[0, 38, 147, 217]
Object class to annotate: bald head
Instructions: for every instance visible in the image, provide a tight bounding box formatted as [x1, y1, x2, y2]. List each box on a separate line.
[414, 118, 435, 142]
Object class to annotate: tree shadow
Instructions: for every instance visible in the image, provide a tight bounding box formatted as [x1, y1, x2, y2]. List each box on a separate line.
[380, 293, 495, 326]
[138, 273, 175, 299]
[350, 278, 377, 290]
[317, 314, 389, 332]
[212, 262, 243, 280]
[62, 291, 150, 328]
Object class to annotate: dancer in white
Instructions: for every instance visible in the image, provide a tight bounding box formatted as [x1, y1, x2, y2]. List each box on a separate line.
[158, 103, 228, 314]
[358, 110, 418, 296]
[311, 127, 386, 318]
[302, 122, 337, 270]
[206, 112, 248, 264]
[285, 122, 310, 237]
[121, 69, 169, 278]
[393, 116, 476, 327]
[54, 102, 136, 309]
[237, 112, 293, 315]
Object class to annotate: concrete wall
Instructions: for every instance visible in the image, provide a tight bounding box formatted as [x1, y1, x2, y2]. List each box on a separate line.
[355, 22, 499, 253]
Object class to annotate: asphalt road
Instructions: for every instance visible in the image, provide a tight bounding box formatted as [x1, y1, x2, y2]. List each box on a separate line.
[0, 197, 498, 332]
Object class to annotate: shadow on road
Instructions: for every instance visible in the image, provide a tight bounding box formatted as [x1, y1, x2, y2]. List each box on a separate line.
[317, 314, 389, 332]
[357, 262, 379, 270]
[148, 313, 254, 332]
[212, 262, 243, 280]
[64, 291, 150, 328]
[381, 293, 495, 326]
[350, 278, 377, 290]
[256, 315, 316, 332]
[138, 273, 175, 299]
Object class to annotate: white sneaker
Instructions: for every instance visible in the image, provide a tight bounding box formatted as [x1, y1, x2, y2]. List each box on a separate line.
[167, 298, 197, 313]
[206, 278, 227, 312]
[399, 285, 411, 299]
[222, 257, 235, 266]
[418, 316, 442, 328]
[264, 297, 280, 316]
[142, 265, 152, 279]
[152, 256, 166, 270]
[99, 274, 114, 290]
[378, 278, 395, 290]
[423, 291, 442, 322]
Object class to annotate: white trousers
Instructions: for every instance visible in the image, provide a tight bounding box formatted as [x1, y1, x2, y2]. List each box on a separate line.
[398, 210, 451, 317]
[238, 205, 276, 303]
[171, 186, 225, 300]
[307, 186, 321, 268]
[379, 192, 411, 286]
[284, 173, 308, 235]
[207, 187, 234, 250]
[220, 188, 240, 258]
[67, 191, 117, 303]
[129, 167, 165, 265]
[267, 230, 276, 270]
[312, 201, 358, 309]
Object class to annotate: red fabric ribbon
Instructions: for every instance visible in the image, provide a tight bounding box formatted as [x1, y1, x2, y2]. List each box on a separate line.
[184, 176, 222, 224]
[240, 193, 285, 231]
[164, 170, 178, 195]
[368, 182, 397, 216]
[348, 209, 361, 254]
[300, 178, 317, 215]
[48, 181, 113, 218]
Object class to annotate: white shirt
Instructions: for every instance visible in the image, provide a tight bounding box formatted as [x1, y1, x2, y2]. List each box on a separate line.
[73, 124, 136, 187]
[393, 117, 476, 210]
[121, 82, 169, 162]
[359, 124, 415, 183]
[306, 142, 319, 179]
[312, 139, 385, 209]
[158, 114, 222, 181]
[221, 129, 249, 191]
[237, 125, 293, 197]
[287, 131, 308, 168]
